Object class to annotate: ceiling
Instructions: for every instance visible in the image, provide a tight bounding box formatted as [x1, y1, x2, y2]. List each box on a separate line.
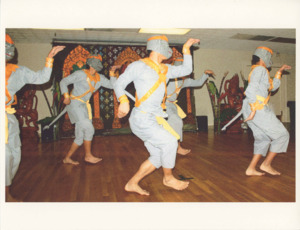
[6, 28, 296, 55]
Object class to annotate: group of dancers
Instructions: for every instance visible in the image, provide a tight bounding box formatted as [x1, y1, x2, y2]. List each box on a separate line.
[5, 33, 291, 200]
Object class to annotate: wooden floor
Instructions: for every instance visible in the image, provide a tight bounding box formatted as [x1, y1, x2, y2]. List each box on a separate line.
[10, 128, 295, 202]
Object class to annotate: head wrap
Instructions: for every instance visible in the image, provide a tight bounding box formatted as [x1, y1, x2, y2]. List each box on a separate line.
[253, 46, 273, 68]
[146, 35, 173, 59]
[6, 34, 15, 61]
[86, 54, 103, 72]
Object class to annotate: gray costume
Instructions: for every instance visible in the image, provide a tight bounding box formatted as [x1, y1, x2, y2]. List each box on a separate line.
[114, 55, 193, 169]
[242, 66, 289, 156]
[60, 70, 114, 145]
[6, 64, 53, 186]
[166, 74, 209, 141]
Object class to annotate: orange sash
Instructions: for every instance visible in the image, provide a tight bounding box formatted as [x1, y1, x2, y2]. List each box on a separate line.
[248, 65, 273, 111]
[70, 70, 100, 119]
[135, 58, 168, 109]
[167, 78, 185, 100]
[5, 64, 19, 108]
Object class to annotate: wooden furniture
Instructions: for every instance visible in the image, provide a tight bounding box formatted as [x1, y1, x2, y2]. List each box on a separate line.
[207, 73, 245, 133]
[15, 86, 39, 142]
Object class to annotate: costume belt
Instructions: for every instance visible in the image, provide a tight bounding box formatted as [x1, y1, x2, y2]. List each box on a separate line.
[139, 110, 180, 140]
[167, 100, 186, 119]
[5, 106, 16, 144]
[250, 94, 270, 111]
[136, 58, 168, 109]
[70, 96, 92, 120]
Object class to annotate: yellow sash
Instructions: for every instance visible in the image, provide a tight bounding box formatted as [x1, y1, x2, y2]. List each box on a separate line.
[139, 110, 180, 140]
[70, 75, 98, 120]
[72, 98, 92, 120]
[167, 78, 185, 98]
[172, 100, 187, 119]
[156, 116, 180, 140]
[135, 58, 168, 109]
[250, 95, 270, 111]
[5, 64, 19, 144]
[6, 64, 19, 107]
[135, 59, 179, 139]
[5, 106, 16, 144]
[167, 78, 186, 118]
[248, 65, 273, 111]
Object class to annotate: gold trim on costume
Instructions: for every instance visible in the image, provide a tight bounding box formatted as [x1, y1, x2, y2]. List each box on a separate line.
[109, 70, 116, 77]
[135, 58, 168, 109]
[83, 69, 100, 82]
[274, 71, 282, 80]
[182, 45, 190, 55]
[172, 100, 187, 118]
[248, 65, 274, 91]
[5, 64, 19, 107]
[63, 93, 70, 98]
[119, 95, 129, 104]
[256, 46, 273, 55]
[156, 116, 180, 140]
[147, 35, 168, 42]
[69, 76, 99, 120]
[45, 57, 54, 68]
[249, 94, 270, 112]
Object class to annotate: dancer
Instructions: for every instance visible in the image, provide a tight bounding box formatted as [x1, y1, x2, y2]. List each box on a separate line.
[5, 34, 65, 201]
[166, 57, 215, 155]
[243, 46, 291, 176]
[114, 35, 200, 195]
[60, 54, 119, 165]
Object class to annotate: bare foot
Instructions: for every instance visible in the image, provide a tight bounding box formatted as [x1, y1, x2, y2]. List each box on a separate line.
[245, 168, 265, 176]
[260, 164, 281, 175]
[177, 146, 191, 156]
[63, 157, 79, 165]
[163, 177, 189, 190]
[84, 156, 102, 164]
[125, 182, 150, 196]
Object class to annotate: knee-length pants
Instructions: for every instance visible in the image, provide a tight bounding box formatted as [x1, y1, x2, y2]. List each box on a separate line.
[129, 109, 178, 169]
[242, 100, 289, 156]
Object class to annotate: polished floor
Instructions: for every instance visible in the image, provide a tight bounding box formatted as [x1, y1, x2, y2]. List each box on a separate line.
[9, 127, 295, 202]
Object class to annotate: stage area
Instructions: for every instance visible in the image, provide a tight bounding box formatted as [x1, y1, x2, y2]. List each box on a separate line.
[10, 128, 295, 202]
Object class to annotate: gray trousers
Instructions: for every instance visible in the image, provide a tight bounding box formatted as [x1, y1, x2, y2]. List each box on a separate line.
[242, 99, 289, 156]
[6, 114, 21, 186]
[74, 119, 95, 146]
[166, 102, 183, 142]
[129, 108, 178, 169]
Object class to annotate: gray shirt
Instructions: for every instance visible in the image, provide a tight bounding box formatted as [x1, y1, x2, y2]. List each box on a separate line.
[245, 66, 280, 104]
[6, 65, 52, 106]
[60, 70, 114, 123]
[166, 73, 209, 102]
[114, 54, 193, 117]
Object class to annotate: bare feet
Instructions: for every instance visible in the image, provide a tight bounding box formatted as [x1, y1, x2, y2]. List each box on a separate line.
[260, 164, 281, 175]
[177, 146, 191, 156]
[84, 155, 102, 164]
[125, 182, 150, 196]
[163, 177, 189, 190]
[63, 157, 79, 165]
[245, 168, 265, 176]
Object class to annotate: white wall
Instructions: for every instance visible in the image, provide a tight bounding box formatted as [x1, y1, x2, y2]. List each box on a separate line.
[14, 42, 296, 130]
[193, 48, 296, 126]
[15, 43, 54, 132]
